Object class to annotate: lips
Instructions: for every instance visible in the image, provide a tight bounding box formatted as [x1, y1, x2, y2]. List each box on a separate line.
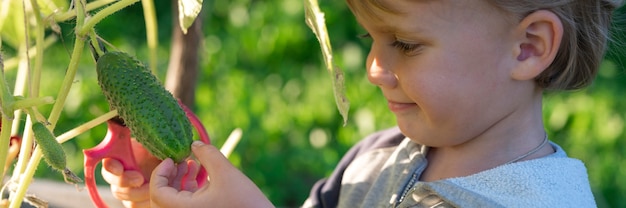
[387, 100, 417, 112]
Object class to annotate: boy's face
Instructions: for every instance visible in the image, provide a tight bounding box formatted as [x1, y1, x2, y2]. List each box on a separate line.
[356, 0, 531, 146]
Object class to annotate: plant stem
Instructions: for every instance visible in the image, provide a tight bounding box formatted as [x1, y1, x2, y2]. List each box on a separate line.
[78, 0, 140, 36]
[141, 0, 158, 74]
[47, 0, 97, 127]
[57, 110, 117, 143]
[4, 0, 30, 183]
[9, 45, 29, 136]
[89, 30, 104, 57]
[0, 59, 12, 181]
[7, 0, 40, 206]
[29, 0, 45, 98]
[53, 0, 117, 22]
[47, 29, 86, 128]
[0, 57, 15, 120]
[0, 116, 13, 179]
[10, 147, 43, 208]
[10, 0, 88, 206]
[10, 116, 34, 189]
[12, 96, 55, 109]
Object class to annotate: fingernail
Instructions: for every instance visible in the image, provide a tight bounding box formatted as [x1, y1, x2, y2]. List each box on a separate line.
[192, 140, 204, 147]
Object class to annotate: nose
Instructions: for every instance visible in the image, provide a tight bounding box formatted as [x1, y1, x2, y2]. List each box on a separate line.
[366, 50, 398, 88]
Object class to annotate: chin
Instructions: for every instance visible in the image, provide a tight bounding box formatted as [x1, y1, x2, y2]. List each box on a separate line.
[396, 121, 425, 144]
[396, 119, 448, 147]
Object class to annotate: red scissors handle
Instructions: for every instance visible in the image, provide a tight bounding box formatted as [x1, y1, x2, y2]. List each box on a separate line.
[84, 102, 210, 208]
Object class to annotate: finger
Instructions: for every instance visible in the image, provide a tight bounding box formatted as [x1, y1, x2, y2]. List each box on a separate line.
[102, 158, 123, 175]
[182, 160, 200, 191]
[102, 158, 144, 187]
[191, 141, 232, 178]
[191, 142, 274, 207]
[171, 161, 189, 189]
[151, 158, 176, 188]
[110, 183, 150, 201]
[122, 199, 151, 208]
[150, 159, 194, 207]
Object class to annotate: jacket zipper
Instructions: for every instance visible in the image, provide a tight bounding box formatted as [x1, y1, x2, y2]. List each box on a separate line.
[396, 170, 420, 206]
[394, 145, 429, 207]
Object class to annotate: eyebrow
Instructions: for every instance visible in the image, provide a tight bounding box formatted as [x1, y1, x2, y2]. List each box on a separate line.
[357, 16, 427, 37]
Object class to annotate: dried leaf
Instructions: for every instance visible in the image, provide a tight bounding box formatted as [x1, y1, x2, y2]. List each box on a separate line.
[304, 0, 350, 125]
[178, 0, 203, 34]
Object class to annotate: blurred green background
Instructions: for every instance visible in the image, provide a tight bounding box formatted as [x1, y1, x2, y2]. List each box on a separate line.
[2, 1, 625, 207]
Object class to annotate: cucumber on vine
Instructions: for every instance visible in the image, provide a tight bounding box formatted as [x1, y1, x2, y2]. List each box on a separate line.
[32, 122, 82, 184]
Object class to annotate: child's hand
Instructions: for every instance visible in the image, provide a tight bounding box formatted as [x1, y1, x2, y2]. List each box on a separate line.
[101, 139, 161, 208]
[150, 141, 274, 208]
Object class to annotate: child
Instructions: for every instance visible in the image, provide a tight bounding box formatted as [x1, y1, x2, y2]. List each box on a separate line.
[102, 0, 623, 207]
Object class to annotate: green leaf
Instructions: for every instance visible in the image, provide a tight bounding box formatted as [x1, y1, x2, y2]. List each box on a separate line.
[304, 0, 350, 125]
[178, 0, 203, 34]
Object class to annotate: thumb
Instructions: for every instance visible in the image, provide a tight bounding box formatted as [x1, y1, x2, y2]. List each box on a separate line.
[190, 141, 274, 207]
[191, 141, 233, 179]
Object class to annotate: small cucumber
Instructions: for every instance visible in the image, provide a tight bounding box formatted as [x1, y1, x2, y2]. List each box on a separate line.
[32, 123, 66, 171]
[96, 51, 193, 163]
[32, 122, 82, 184]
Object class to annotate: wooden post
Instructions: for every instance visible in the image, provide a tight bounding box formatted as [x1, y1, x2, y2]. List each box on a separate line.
[165, 0, 204, 109]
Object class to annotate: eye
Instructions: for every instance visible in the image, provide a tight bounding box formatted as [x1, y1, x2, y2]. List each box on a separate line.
[391, 40, 423, 56]
[358, 33, 373, 44]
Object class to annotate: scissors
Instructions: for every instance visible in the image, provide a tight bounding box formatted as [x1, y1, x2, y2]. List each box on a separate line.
[83, 101, 210, 208]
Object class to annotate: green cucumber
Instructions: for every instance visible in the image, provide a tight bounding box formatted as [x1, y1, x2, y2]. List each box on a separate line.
[32, 122, 82, 184]
[96, 51, 193, 163]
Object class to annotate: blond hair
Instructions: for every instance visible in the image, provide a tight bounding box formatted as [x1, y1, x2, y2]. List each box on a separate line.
[346, 0, 624, 90]
[489, 1, 623, 90]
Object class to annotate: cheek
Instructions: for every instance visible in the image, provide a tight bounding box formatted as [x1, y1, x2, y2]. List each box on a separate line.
[400, 64, 459, 123]
[400, 54, 468, 100]
[400, 54, 497, 125]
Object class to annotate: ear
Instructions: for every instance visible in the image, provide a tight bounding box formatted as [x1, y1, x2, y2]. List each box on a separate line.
[510, 10, 563, 81]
